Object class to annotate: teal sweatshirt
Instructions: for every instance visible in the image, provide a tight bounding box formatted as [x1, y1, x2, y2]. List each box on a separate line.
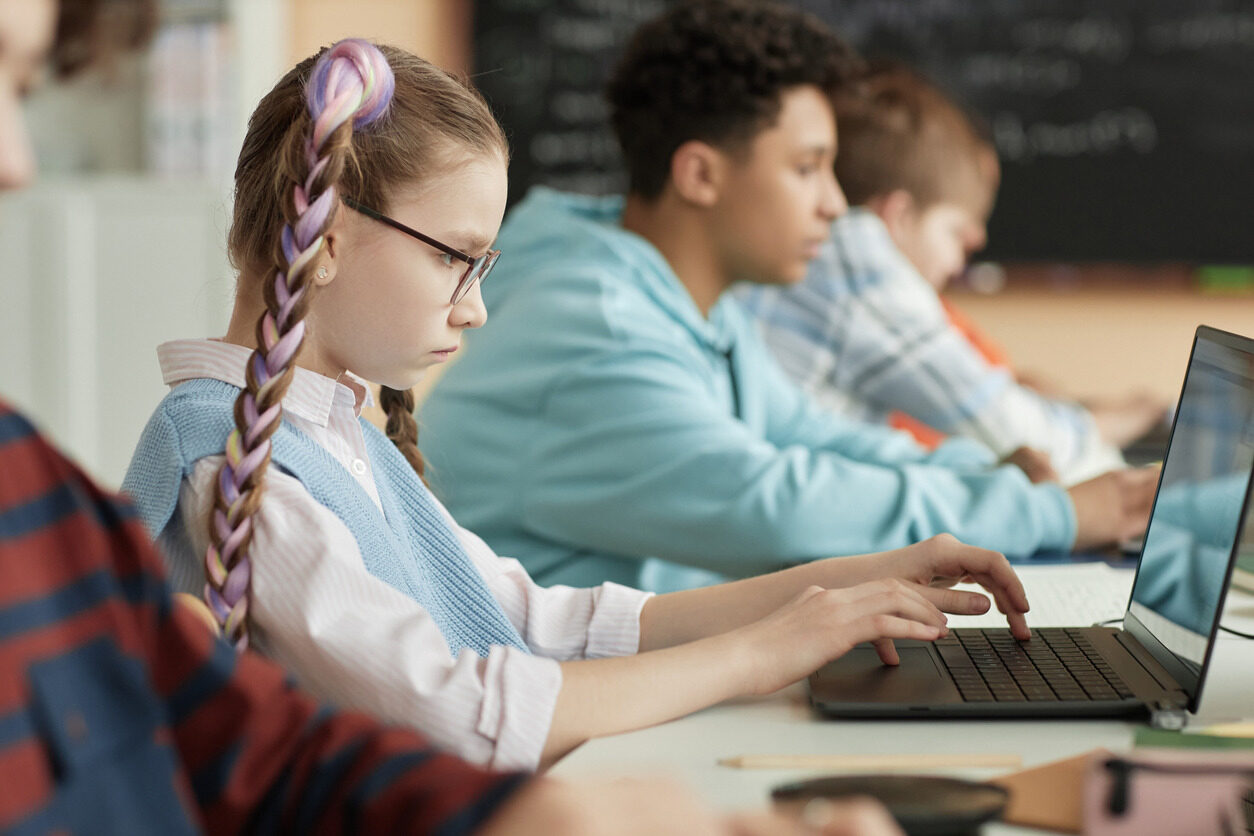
[419, 188, 1077, 592]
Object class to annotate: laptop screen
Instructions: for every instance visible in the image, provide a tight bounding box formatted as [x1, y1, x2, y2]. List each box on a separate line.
[1128, 330, 1254, 689]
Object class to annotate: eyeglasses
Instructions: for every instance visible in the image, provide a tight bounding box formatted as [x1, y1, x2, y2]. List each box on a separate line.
[341, 196, 501, 304]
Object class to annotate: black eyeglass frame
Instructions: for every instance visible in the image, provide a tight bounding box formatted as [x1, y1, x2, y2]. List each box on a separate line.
[341, 196, 500, 304]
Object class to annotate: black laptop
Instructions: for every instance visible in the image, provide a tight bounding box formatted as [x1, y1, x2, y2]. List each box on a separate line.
[810, 325, 1254, 722]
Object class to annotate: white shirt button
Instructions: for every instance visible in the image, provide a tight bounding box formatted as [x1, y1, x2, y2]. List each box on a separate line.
[351, 458, 368, 476]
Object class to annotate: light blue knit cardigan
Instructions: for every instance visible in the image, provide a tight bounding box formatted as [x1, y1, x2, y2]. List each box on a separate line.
[123, 378, 529, 657]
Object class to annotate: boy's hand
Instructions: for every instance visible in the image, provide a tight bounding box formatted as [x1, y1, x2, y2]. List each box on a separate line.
[1000, 446, 1059, 483]
[1068, 466, 1159, 551]
[1089, 393, 1170, 448]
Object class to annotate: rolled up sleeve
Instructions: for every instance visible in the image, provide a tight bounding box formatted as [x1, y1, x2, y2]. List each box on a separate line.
[172, 458, 564, 771]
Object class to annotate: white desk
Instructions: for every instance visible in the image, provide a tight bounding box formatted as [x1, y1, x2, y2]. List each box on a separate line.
[551, 571, 1254, 835]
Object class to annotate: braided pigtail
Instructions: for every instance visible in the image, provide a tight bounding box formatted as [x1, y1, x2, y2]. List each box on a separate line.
[379, 386, 426, 479]
[205, 39, 396, 649]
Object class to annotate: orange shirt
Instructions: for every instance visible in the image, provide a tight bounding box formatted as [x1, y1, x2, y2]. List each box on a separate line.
[889, 298, 1012, 449]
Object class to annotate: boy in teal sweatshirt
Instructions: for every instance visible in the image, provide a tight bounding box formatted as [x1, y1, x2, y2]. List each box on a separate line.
[419, 0, 1156, 592]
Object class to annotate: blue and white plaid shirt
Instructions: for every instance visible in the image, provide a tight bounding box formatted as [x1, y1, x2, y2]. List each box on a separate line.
[737, 209, 1123, 484]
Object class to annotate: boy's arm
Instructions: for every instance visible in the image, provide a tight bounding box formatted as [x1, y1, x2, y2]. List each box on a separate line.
[521, 349, 1076, 572]
[752, 327, 996, 471]
[738, 267, 993, 472]
[821, 261, 1108, 474]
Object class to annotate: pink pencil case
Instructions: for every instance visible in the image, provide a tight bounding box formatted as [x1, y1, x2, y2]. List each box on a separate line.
[1083, 748, 1254, 836]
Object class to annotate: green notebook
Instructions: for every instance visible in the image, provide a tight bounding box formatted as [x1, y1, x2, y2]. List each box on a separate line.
[1135, 728, 1254, 751]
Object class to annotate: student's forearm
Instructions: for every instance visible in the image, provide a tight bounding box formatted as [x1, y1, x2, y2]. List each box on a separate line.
[637, 553, 887, 651]
[541, 630, 758, 767]
[545, 560, 965, 767]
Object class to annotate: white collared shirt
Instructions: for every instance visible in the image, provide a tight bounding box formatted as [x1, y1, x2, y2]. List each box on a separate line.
[737, 209, 1124, 484]
[153, 339, 649, 771]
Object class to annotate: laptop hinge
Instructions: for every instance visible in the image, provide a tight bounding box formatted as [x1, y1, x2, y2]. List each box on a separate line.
[1147, 700, 1190, 730]
[1115, 632, 1191, 722]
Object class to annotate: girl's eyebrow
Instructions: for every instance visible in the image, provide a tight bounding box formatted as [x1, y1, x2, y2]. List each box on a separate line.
[795, 144, 834, 161]
[446, 231, 495, 254]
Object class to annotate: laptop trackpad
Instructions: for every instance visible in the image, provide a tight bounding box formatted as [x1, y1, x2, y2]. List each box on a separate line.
[811, 644, 958, 705]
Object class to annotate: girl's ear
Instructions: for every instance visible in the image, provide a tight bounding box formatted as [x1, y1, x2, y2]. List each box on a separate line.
[316, 207, 346, 286]
[669, 140, 726, 208]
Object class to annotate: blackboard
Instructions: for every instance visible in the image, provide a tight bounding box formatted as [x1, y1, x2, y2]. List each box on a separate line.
[473, 0, 1254, 263]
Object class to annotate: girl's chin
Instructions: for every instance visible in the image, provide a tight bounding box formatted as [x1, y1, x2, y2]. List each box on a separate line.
[375, 368, 429, 392]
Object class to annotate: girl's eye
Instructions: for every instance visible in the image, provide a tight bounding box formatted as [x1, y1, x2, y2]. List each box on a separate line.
[439, 252, 457, 268]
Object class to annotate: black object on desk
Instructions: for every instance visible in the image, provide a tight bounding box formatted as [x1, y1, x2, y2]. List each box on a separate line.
[1123, 416, 1172, 468]
[771, 774, 1008, 836]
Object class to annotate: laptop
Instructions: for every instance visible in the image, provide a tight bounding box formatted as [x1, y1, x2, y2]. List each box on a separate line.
[1234, 548, 1254, 594]
[1233, 494, 1254, 593]
[810, 325, 1254, 723]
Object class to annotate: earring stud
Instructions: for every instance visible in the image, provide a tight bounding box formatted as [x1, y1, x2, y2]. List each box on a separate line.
[316, 266, 328, 279]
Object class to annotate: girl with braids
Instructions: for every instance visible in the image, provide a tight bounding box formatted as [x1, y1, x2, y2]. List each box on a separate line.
[125, 37, 1031, 773]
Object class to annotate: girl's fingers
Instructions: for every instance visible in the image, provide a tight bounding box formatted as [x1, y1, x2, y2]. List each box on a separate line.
[954, 552, 1030, 615]
[816, 580, 945, 629]
[917, 576, 1030, 639]
[966, 573, 1032, 639]
[871, 637, 899, 666]
[849, 614, 943, 648]
[931, 546, 1029, 615]
[1005, 611, 1031, 640]
[980, 561, 1030, 614]
[840, 585, 948, 630]
[920, 585, 992, 616]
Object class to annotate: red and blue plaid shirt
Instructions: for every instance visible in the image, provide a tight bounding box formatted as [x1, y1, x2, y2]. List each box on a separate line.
[0, 400, 526, 834]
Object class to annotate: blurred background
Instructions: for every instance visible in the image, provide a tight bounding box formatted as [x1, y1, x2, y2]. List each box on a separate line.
[3, 0, 1252, 488]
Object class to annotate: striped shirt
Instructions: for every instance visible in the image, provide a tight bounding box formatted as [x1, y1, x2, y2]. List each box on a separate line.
[737, 209, 1125, 484]
[147, 339, 650, 772]
[0, 400, 525, 834]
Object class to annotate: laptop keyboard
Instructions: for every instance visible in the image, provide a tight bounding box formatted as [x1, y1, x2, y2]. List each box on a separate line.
[936, 628, 1136, 702]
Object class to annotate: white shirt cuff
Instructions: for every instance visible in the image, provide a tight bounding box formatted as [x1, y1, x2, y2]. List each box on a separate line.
[478, 646, 563, 771]
[585, 582, 652, 658]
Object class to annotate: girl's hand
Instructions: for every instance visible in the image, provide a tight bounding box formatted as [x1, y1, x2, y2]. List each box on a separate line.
[839, 534, 1031, 640]
[739, 579, 949, 695]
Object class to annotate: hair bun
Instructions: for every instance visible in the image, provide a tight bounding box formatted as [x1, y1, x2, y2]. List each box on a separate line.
[306, 38, 396, 151]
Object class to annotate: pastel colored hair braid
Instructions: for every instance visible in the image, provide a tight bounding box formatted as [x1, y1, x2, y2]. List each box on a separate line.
[205, 39, 396, 649]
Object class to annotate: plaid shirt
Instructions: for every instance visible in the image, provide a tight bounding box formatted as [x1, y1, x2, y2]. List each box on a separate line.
[737, 209, 1123, 484]
[0, 400, 525, 835]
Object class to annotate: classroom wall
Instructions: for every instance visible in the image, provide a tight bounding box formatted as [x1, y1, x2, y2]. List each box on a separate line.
[949, 268, 1254, 404]
[0, 179, 235, 488]
[2, 0, 471, 489]
[7, 0, 1250, 489]
[287, 0, 470, 73]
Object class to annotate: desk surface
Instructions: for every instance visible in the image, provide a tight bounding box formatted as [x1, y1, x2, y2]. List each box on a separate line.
[551, 575, 1254, 835]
